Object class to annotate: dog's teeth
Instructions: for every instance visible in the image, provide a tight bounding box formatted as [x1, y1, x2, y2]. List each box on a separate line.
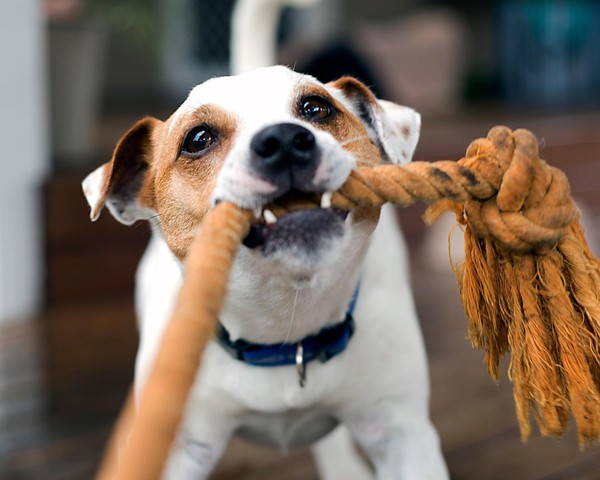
[253, 207, 263, 220]
[320, 192, 333, 209]
[263, 209, 277, 224]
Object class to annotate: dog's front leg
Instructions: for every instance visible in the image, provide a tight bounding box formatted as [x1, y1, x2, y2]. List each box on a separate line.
[312, 425, 375, 480]
[161, 408, 236, 480]
[344, 402, 449, 480]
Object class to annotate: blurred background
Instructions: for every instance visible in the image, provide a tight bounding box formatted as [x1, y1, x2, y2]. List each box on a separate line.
[1, 0, 600, 478]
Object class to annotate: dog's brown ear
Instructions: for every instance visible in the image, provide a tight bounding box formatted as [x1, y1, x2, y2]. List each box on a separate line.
[82, 116, 161, 224]
[330, 77, 421, 164]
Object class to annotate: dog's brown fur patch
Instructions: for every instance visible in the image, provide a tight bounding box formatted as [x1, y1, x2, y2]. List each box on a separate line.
[292, 81, 384, 225]
[295, 82, 382, 168]
[150, 105, 239, 259]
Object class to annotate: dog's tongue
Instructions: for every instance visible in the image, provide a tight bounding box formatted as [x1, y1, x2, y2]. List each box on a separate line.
[242, 209, 345, 253]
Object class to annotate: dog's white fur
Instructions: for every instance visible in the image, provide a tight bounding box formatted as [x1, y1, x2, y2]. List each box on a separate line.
[83, 66, 448, 479]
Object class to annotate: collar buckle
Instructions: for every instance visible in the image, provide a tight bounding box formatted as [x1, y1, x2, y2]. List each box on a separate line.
[295, 343, 306, 387]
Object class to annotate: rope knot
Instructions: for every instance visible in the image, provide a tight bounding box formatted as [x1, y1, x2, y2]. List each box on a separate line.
[334, 126, 578, 254]
[461, 126, 579, 253]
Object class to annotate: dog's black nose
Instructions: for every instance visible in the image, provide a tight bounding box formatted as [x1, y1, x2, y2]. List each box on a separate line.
[250, 123, 319, 191]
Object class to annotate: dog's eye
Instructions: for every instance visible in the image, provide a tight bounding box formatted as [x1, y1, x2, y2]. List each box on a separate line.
[300, 96, 333, 122]
[181, 126, 217, 156]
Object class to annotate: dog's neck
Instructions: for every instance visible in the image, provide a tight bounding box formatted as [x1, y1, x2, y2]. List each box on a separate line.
[151, 215, 375, 345]
[218, 239, 369, 345]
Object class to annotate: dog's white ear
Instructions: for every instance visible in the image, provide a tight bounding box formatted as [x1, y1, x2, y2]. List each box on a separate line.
[375, 99, 421, 164]
[82, 116, 161, 224]
[82, 163, 110, 221]
[330, 77, 421, 164]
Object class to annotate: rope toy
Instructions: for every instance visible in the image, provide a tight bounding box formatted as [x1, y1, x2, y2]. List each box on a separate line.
[97, 126, 600, 480]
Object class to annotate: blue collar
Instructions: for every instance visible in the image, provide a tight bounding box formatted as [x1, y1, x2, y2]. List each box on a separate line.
[216, 283, 360, 386]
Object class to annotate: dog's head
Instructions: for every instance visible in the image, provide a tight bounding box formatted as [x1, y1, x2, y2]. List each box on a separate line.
[83, 66, 419, 280]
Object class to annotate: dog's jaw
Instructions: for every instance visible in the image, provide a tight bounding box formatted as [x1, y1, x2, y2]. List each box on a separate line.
[221, 217, 373, 344]
[242, 209, 352, 282]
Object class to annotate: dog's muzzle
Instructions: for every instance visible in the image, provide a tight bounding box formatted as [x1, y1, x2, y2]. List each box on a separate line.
[250, 123, 320, 193]
[243, 123, 349, 256]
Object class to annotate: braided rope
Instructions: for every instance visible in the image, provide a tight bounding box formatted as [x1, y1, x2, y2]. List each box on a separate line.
[332, 127, 578, 253]
[98, 126, 600, 479]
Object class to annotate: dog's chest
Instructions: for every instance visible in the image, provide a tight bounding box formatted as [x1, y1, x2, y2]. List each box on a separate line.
[235, 406, 339, 449]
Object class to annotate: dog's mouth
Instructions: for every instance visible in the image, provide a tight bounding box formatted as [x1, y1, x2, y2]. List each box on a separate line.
[242, 191, 349, 253]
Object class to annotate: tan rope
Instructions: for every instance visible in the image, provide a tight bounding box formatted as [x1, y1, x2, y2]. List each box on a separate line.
[331, 127, 577, 252]
[97, 203, 251, 480]
[97, 126, 600, 479]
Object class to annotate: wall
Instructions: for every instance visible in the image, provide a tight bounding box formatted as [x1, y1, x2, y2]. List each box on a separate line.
[0, 0, 48, 323]
[342, 0, 417, 27]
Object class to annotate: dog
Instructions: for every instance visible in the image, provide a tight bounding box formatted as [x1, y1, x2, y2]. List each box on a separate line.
[83, 65, 448, 479]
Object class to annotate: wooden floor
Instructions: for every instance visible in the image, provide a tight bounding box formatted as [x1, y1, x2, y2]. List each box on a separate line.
[1, 236, 600, 480]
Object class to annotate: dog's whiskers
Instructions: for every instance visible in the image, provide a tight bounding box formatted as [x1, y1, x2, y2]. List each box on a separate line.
[340, 134, 369, 148]
[282, 287, 300, 347]
[351, 152, 377, 166]
[147, 214, 162, 228]
[341, 134, 385, 166]
[132, 214, 162, 233]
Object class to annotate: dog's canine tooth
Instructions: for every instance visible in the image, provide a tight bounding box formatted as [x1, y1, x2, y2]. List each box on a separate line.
[320, 192, 333, 209]
[263, 209, 277, 224]
[253, 206, 263, 220]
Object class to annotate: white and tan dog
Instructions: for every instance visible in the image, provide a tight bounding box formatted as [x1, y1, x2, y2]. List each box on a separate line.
[83, 66, 448, 480]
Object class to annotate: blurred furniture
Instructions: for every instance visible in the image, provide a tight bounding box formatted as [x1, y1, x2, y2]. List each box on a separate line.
[48, 19, 108, 167]
[43, 169, 149, 418]
[497, 0, 600, 107]
[356, 8, 467, 116]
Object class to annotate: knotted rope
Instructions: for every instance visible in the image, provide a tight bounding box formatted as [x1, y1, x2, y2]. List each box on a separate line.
[97, 126, 600, 480]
